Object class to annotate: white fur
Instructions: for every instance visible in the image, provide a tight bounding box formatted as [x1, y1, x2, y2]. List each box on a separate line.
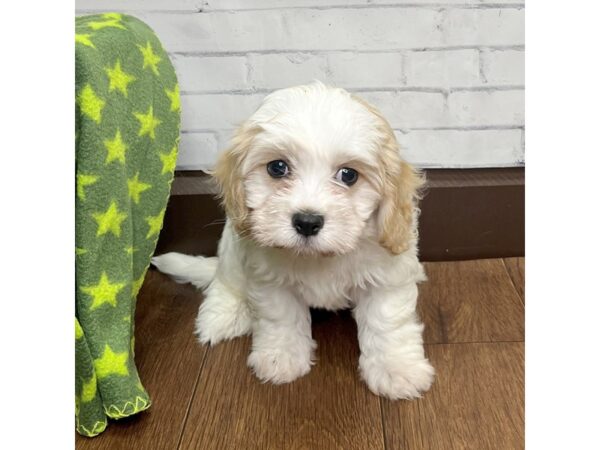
[152, 82, 434, 399]
[151, 253, 217, 289]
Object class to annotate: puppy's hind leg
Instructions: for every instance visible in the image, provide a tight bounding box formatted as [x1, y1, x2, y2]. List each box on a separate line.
[151, 250, 251, 344]
[152, 252, 252, 343]
[195, 277, 252, 345]
[195, 222, 253, 345]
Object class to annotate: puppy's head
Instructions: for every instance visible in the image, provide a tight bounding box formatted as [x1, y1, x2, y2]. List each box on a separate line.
[214, 82, 423, 256]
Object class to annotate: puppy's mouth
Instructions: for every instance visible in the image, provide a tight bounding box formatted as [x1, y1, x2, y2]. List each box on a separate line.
[283, 233, 347, 258]
[260, 233, 351, 258]
[294, 236, 333, 256]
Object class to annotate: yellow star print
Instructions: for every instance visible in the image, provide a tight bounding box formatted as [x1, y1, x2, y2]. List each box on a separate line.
[75, 319, 84, 339]
[88, 19, 126, 31]
[137, 41, 161, 75]
[94, 345, 129, 379]
[81, 375, 97, 403]
[128, 172, 152, 204]
[131, 274, 145, 298]
[92, 201, 128, 237]
[104, 129, 128, 164]
[102, 12, 122, 20]
[77, 84, 105, 124]
[146, 209, 165, 239]
[165, 85, 180, 112]
[81, 272, 126, 310]
[76, 173, 98, 200]
[125, 246, 137, 255]
[75, 247, 88, 257]
[75, 33, 95, 49]
[159, 146, 178, 175]
[105, 60, 136, 97]
[134, 106, 161, 140]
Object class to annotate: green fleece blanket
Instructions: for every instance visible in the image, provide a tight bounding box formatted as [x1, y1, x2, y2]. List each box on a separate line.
[75, 13, 179, 437]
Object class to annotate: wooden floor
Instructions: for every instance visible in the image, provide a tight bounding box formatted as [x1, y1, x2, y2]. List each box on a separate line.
[76, 258, 524, 450]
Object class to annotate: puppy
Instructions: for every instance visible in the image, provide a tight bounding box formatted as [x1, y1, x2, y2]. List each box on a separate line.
[152, 81, 434, 399]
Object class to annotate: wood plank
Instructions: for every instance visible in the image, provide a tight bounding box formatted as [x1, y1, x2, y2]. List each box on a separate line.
[382, 342, 524, 450]
[76, 270, 207, 450]
[417, 259, 524, 344]
[179, 310, 385, 450]
[503, 257, 525, 303]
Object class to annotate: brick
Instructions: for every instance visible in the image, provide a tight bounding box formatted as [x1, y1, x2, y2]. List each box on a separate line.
[77, 0, 202, 11]
[176, 133, 219, 170]
[182, 91, 447, 135]
[202, 0, 370, 9]
[140, 8, 524, 53]
[172, 55, 248, 92]
[248, 52, 403, 89]
[326, 52, 404, 88]
[479, 0, 523, 3]
[441, 8, 524, 47]
[137, 8, 443, 52]
[447, 90, 524, 127]
[405, 49, 480, 88]
[215, 129, 236, 151]
[362, 0, 487, 3]
[396, 129, 523, 167]
[480, 50, 524, 85]
[248, 53, 328, 89]
[202, 0, 484, 10]
[181, 94, 265, 130]
[358, 91, 447, 128]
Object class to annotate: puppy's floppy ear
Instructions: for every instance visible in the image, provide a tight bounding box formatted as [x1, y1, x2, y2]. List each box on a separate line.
[353, 95, 424, 254]
[213, 124, 260, 235]
[377, 141, 424, 255]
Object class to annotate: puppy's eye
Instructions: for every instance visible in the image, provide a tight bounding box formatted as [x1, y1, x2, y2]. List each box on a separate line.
[266, 160, 289, 178]
[335, 168, 358, 186]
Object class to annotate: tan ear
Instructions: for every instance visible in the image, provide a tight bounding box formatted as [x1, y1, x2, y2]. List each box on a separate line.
[352, 95, 424, 254]
[213, 124, 259, 235]
[377, 146, 424, 255]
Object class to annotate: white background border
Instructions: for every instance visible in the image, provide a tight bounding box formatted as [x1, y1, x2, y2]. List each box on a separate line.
[2, 1, 600, 448]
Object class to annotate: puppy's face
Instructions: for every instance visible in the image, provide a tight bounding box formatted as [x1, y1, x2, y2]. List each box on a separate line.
[243, 125, 381, 256]
[215, 83, 422, 256]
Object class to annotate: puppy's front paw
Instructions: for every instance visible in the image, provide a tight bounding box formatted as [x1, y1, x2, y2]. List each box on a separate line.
[359, 355, 435, 400]
[248, 346, 314, 384]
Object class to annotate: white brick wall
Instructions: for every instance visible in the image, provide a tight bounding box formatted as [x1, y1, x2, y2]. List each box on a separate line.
[480, 49, 525, 85]
[76, 0, 525, 169]
[404, 50, 481, 88]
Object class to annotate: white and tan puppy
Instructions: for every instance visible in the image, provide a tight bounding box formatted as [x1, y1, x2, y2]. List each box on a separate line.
[152, 81, 434, 399]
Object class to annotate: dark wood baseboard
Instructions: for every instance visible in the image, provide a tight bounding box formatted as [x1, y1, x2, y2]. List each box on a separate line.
[155, 168, 524, 262]
[419, 168, 524, 260]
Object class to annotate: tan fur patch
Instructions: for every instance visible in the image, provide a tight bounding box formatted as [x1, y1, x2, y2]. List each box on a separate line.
[352, 95, 425, 254]
[213, 124, 261, 235]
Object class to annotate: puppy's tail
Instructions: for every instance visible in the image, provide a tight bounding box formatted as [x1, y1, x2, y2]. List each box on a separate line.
[151, 252, 218, 290]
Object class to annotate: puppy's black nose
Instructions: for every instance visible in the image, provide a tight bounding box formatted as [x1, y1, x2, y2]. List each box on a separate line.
[292, 212, 324, 237]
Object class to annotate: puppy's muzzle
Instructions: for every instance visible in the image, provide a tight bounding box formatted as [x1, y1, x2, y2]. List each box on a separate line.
[292, 212, 324, 237]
